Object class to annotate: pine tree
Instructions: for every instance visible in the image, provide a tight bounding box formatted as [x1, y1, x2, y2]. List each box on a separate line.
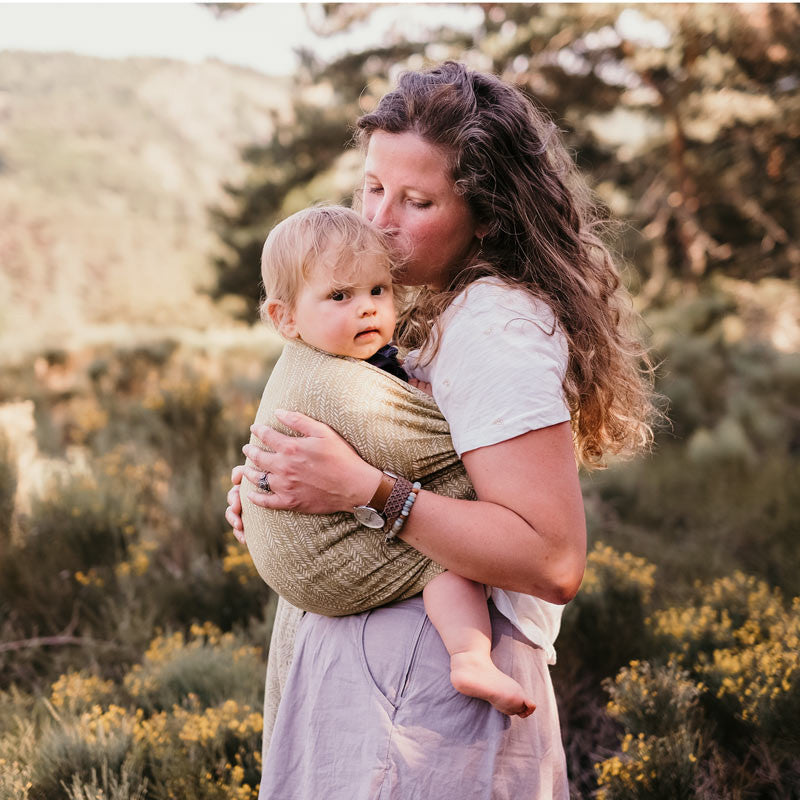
[210, 3, 799, 314]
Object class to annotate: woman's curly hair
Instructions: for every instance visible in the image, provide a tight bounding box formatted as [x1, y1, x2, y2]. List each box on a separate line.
[356, 61, 661, 469]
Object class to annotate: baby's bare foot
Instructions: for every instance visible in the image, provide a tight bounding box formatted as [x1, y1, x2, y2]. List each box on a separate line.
[450, 651, 536, 718]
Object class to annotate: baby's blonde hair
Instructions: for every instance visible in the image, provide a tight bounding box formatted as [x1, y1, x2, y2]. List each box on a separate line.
[260, 205, 396, 323]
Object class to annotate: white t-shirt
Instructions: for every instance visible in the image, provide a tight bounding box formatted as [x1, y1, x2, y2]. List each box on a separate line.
[404, 278, 571, 665]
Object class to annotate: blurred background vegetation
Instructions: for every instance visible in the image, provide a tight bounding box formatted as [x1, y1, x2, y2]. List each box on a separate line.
[1, 4, 798, 798]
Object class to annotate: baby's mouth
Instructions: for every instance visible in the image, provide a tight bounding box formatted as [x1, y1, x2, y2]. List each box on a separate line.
[356, 328, 380, 339]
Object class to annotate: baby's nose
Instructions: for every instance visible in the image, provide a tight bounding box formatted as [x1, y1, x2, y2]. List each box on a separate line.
[358, 297, 377, 315]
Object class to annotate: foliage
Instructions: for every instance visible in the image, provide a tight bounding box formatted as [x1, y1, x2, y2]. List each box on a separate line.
[10, 626, 264, 799]
[559, 543, 655, 680]
[0, 334, 277, 694]
[29, 705, 136, 800]
[604, 660, 703, 740]
[581, 570, 800, 798]
[122, 623, 264, 713]
[133, 698, 262, 800]
[595, 727, 703, 800]
[211, 4, 800, 309]
[65, 761, 148, 800]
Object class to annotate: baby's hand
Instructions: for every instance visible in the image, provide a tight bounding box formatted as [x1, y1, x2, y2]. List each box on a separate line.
[409, 377, 433, 396]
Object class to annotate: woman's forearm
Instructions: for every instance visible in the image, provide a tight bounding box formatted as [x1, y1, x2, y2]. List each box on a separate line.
[389, 422, 585, 603]
[398, 492, 584, 603]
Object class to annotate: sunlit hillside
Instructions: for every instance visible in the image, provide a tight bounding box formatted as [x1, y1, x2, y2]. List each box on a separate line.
[0, 51, 289, 349]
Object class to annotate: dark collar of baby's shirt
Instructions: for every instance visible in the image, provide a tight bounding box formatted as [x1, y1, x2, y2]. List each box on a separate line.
[366, 344, 408, 381]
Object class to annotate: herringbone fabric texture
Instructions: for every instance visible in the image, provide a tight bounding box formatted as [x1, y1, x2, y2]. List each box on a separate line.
[241, 339, 476, 618]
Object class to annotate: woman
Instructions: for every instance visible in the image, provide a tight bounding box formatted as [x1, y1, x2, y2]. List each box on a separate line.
[227, 62, 656, 799]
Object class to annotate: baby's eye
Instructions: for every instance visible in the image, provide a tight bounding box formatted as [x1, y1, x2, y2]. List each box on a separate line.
[330, 291, 346, 302]
[371, 285, 386, 296]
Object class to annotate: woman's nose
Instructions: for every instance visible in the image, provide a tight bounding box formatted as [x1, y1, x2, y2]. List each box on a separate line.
[370, 198, 392, 229]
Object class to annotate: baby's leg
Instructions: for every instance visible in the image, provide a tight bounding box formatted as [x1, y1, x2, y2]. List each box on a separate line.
[423, 571, 535, 718]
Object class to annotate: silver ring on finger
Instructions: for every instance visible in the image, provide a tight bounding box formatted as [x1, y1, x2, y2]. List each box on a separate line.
[257, 472, 272, 493]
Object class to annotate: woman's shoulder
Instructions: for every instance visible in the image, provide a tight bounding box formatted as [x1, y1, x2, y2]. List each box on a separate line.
[447, 277, 559, 329]
[439, 278, 562, 350]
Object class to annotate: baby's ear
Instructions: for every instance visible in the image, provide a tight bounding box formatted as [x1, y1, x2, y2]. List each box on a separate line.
[266, 299, 297, 338]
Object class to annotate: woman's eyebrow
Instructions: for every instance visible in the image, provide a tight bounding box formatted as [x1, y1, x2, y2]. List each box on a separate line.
[364, 170, 435, 194]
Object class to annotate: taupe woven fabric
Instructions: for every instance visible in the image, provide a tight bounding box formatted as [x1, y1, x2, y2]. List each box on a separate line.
[241, 338, 475, 617]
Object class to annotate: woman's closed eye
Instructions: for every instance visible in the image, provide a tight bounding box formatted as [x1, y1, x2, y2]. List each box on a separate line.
[367, 183, 428, 209]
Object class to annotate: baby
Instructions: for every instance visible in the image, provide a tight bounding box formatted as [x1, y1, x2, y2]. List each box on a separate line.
[258, 205, 534, 718]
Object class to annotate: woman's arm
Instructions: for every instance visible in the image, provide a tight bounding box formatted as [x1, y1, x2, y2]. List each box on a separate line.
[241, 410, 585, 605]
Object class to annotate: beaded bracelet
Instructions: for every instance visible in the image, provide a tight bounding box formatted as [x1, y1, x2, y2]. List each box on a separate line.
[385, 482, 422, 542]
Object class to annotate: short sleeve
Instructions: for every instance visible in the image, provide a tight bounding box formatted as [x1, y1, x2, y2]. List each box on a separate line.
[406, 280, 570, 457]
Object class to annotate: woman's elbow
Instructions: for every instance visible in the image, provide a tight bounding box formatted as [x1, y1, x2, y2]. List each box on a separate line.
[549, 572, 583, 605]
[530, 557, 585, 605]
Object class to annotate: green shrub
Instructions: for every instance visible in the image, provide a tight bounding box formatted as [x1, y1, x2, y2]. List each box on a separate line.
[593, 573, 800, 798]
[133, 698, 262, 800]
[29, 706, 135, 800]
[50, 672, 117, 716]
[64, 761, 148, 800]
[0, 471, 138, 638]
[559, 543, 656, 680]
[0, 704, 35, 800]
[650, 572, 790, 666]
[123, 624, 264, 713]
[595, 727, 703, 800]
[604, 660, 703, 739]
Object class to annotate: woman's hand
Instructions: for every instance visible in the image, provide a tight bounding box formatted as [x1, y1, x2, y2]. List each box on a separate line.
[241, 409, 382, 515]
[226, 466, 246, 543]
[409, 377, 433, 396]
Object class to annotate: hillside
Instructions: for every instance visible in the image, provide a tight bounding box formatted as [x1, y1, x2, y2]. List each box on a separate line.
[0, 51, 289, 346]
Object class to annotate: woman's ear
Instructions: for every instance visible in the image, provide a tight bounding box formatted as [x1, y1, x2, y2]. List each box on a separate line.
[475, 220, 490, 241]
[267, 299, 298, 338]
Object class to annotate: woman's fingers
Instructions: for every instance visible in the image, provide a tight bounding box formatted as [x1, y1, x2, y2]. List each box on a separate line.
[242, 444, 278, 472]
[243, 411, 377, 514]
[231, 464, 244, 485]
[243, 464, 274, 491]
[226, 501, 245, 541]
[245, 490, 288, 510]
[274, 409, 336, 437]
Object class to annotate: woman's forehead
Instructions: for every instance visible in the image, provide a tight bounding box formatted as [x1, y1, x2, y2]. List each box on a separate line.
[364, 131, 452, 190]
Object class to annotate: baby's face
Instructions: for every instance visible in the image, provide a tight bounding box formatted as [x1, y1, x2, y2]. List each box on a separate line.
[284, 256, 396, 359]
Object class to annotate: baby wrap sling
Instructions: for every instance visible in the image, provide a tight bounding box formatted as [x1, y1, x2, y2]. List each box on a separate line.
[240, 339, 476, 747]
[241, 338, 475, 614]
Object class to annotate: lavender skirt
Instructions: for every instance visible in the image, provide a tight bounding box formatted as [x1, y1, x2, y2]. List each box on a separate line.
[258, 596, 568, 799]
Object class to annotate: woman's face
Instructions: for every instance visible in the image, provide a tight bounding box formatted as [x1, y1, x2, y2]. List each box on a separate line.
[362, 131, 484, 290]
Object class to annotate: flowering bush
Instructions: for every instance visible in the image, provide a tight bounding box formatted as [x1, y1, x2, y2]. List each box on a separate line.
[595, 727, 702, 800]
[123, 623, 264, 713]
[133, 698, 262, 800]
[594, 572, 800, 796]
[29, 705, 137, 800]
[559, 543, 656, 680]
